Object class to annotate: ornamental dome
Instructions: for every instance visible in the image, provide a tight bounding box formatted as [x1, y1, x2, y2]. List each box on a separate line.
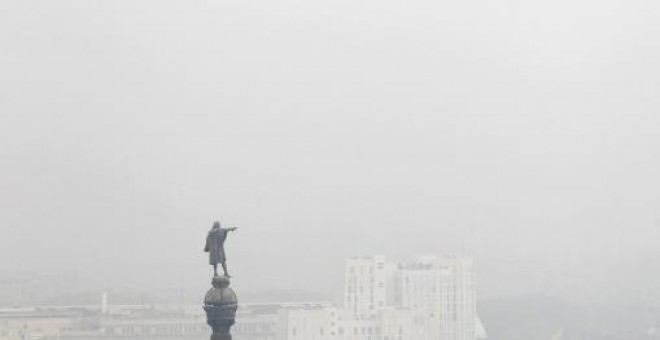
[204, 276, 238, 308]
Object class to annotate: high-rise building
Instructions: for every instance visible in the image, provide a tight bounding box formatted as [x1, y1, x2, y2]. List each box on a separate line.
[343, 255, 387, 318]
[393, 256, 476, 340]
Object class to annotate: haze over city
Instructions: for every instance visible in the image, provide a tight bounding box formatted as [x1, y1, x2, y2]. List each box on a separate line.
[1, 0, 659, 318]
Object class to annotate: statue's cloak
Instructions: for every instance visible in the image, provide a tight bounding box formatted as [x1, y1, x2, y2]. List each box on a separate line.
[204, 228, 228, 265]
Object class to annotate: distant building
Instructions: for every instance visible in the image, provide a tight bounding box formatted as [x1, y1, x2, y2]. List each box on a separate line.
[280, 306, 430, 340]
[62, 305, 207, 340]
[234, 302, 333, 340]
[394, 256, 477, 340]
[279, 254, 478, 340]
[233, 303, 281, 340]
[343, 255, 387, 318]
[281, 307, 337, 340]
[0, 307, 90, 340]
[377, 308, 431, 340]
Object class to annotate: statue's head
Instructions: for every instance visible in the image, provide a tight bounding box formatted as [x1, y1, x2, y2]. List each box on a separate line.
[212, 221, 221, 229]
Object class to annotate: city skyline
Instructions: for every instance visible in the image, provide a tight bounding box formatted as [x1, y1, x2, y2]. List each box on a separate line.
[0, 253, 483, 340]
[2, 0, 659, 338]
[3, 0, 660, 308]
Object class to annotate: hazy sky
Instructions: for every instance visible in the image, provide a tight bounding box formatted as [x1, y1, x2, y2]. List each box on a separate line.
[1, 0, 659, 303]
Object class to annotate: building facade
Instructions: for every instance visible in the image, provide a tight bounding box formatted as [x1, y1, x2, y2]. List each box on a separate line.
[394, 257, 476, 340]
[344, 255, 387, 318]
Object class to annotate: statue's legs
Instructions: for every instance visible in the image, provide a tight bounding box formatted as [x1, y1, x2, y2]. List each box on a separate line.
[213, 264, 218, 276]
[221, 261, 230, 277]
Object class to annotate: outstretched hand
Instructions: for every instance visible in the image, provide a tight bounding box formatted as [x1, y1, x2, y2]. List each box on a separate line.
[229, 227, 238, 231]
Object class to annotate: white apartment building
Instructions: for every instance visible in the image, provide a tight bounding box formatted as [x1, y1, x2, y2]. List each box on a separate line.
[344, 255, 387, 318]
[377, 308, 430, 340]
[267, 255, 479, 340]
[393, 256, 476, 340]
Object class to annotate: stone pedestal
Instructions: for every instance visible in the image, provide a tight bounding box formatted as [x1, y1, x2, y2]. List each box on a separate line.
[210, 334, 232, 340]
[203, 275, 237, 340]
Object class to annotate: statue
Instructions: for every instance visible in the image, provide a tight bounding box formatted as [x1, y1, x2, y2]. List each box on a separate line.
[204, 221, 238, 277]
[203, 220, 239, 340]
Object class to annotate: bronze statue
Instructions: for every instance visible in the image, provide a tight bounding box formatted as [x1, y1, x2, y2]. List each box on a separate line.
[204, 221, 238, 277]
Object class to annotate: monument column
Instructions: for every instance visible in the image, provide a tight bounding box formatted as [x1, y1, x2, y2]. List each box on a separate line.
[203, 221, 238, 340]
[203, 275, 237, 340]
